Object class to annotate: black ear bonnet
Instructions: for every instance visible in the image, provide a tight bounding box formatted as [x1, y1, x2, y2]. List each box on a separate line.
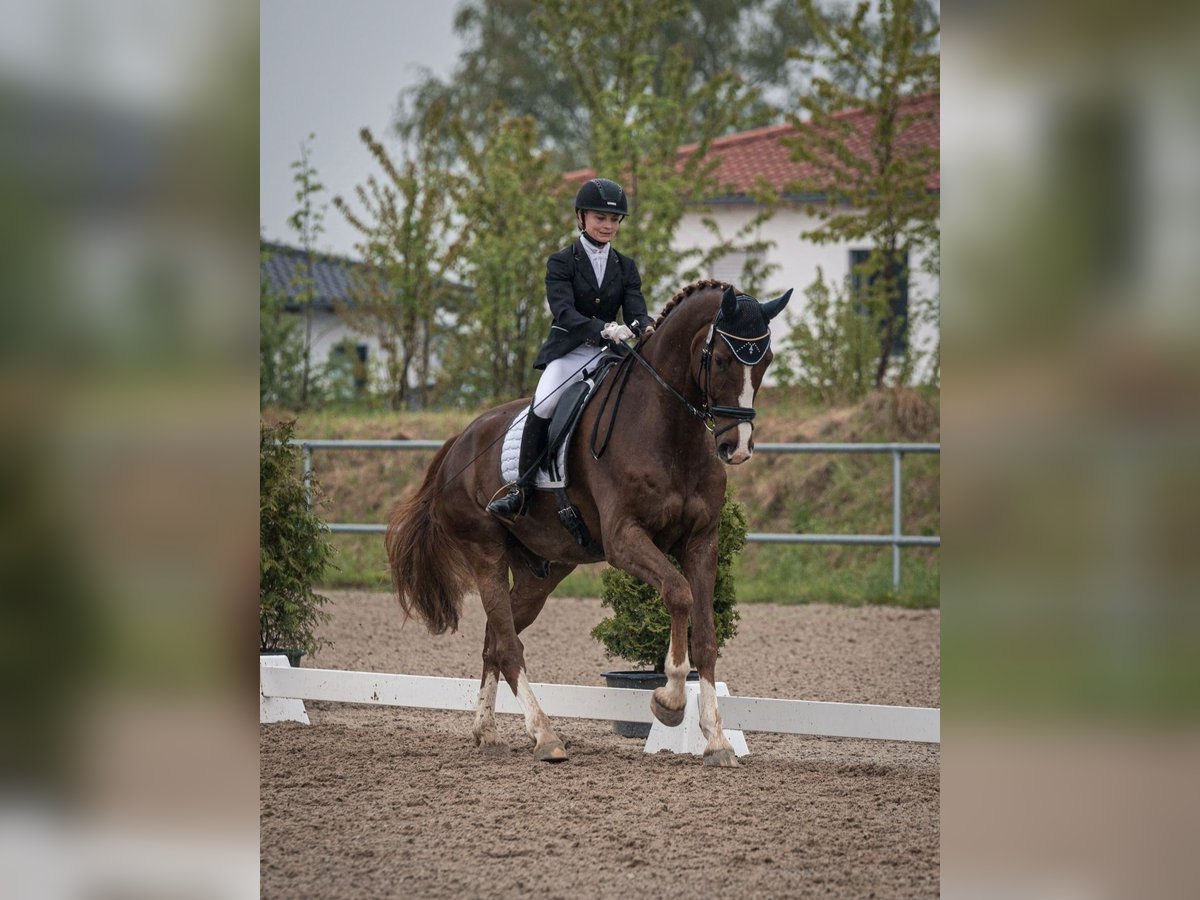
[713, 292, 772, 366]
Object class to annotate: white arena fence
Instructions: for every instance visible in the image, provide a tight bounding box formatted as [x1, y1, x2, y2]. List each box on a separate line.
[260, 656, 940, 753]
[291, 439, 940, 589]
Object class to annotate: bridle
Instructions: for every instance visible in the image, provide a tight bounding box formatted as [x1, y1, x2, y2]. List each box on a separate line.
[590, 311, 768, 458]
[696, 322, 768, 439]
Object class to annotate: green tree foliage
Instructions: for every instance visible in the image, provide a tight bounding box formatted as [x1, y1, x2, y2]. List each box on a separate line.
[532, 0, 756, 300]
[772, 267, 880, 403]
[397, 0, 820, 167]
[784, 0, 939, 389]
[260, 420, 335, 658]
[286, 134, 326, 407]
[333, 113, 462, 410]
[320, 338, 370, 406]
[259, 254, 307, 409]
[438, 112, 573, 404]
[591, 491, 748, 672]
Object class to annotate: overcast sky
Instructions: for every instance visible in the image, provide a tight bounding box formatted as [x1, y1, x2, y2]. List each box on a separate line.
[260, 0, 464, 258]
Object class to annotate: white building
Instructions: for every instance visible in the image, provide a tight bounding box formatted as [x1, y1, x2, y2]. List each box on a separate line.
[260, 240, 378, 388]
[571, 92, 940, 381]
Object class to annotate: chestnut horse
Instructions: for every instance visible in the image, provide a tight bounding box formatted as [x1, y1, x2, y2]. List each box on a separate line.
[385, 280, 791, 767]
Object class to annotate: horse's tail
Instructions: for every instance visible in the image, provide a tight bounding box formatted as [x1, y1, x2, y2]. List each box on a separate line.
[385, 434, 471, 635]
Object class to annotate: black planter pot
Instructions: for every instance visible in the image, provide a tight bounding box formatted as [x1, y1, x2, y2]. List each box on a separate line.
[602, 670, 700, 738]
[261, 648, 304, 668]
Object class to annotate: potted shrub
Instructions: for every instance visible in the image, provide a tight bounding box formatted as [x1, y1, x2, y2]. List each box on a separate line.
[592, 490, 748, 736]
[260, 419, 335, 666]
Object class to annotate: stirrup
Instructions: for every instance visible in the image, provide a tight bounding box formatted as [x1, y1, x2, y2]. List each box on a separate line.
[486, 484, 526, 522]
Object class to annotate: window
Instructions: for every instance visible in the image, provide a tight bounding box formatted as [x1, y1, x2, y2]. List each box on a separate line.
[330, 341, 369, 391]
[850, 248, 909, 356]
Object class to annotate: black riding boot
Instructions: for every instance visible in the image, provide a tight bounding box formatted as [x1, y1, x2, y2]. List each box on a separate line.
[487, 410, 550, 521]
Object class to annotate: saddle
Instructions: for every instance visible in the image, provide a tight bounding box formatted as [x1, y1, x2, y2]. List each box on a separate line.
[498, 355, 621, 551]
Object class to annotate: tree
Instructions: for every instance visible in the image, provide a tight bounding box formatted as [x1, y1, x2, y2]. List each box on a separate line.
[286, 134, 326, 407]
[333, 113, 462, 410]
[532, 0, 756, 301]
[259, 250, 307, 409]
[771, 267, 880, 403]
[396, 0, 821, 168]
[784, 0, 939, 389]
[438, 111, 573, 404]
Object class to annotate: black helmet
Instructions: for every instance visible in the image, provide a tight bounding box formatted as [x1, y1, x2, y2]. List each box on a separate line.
[574, 178, 628, 217]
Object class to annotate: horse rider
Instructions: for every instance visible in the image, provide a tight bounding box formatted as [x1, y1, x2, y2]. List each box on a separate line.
[487, 177, 656, 521]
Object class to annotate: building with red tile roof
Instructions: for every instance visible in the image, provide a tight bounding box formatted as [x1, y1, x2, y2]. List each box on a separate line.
[565, 92, 940, 381]
[565, 92, 938, 201]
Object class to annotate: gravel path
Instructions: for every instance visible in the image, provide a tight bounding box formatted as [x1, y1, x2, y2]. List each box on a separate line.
[261, 591, 940, 898]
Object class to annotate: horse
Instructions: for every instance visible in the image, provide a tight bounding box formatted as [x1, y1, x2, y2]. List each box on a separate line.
[385, 280, 791, 767]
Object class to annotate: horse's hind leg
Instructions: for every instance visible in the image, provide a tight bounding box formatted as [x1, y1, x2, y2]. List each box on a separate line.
[472, 559, 574, 752]
[472, 626, 504, 751]
[470, 552, 570, 763]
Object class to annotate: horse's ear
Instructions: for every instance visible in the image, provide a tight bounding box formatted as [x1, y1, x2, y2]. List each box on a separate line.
[720, 286, 738, 318]
[760, 288, 793, 321]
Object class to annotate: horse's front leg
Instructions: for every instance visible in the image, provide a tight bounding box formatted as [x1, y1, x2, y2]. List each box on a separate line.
[682, 526, 739, 768]
[606, 524, 694, 731]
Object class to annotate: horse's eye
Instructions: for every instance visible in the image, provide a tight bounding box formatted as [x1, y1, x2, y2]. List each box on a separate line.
[715, 356, 729, 371]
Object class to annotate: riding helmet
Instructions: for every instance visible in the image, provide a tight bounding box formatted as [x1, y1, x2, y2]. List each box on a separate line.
[574, 178, 629, 217]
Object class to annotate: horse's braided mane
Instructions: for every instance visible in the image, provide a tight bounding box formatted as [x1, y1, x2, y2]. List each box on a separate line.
[653, 279, 735, 328]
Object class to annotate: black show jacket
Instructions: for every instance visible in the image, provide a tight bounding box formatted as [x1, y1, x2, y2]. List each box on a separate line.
[532, 239, 654, 370]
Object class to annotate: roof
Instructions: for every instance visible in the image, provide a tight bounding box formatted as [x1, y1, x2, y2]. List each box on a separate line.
[564, 92, 939, 203]
[260, 241, 376, 312]
[260, 241, 470, 311]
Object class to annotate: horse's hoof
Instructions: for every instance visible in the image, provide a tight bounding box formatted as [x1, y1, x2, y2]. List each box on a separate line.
[703, 748, 740, 768]
[650, 693, 685, 727]
[479, 741, 508, 757]
[534, 741, 568, 763]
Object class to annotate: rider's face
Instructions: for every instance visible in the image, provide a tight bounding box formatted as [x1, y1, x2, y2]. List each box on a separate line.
[581, 210, 622, 244]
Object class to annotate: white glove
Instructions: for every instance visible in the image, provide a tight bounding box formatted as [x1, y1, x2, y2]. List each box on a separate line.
[600, 322, 634, 343]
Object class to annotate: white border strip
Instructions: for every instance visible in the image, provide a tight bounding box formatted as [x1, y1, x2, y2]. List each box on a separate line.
[261, 664, 939, 744]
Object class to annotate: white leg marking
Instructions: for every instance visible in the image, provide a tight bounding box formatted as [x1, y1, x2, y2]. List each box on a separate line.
[699, 677, 734, 753]
[660, 637, 690, 709]
[516, 670, 552, 743]
[731, 367, 755, 463]
[472, 671, 499, 744]
[667, 638, 696, 700]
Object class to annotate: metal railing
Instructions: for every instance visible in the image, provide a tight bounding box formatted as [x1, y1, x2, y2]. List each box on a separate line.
[293, 439, 939, 589]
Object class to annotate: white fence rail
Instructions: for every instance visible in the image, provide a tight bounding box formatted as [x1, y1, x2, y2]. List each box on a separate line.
[260, 662, 940, 745]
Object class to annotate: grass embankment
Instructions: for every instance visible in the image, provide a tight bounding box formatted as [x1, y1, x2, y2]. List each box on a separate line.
[268, 387, 939, 607]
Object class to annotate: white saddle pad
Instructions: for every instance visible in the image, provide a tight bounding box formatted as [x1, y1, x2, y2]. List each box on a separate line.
[500, 406, 569, 490]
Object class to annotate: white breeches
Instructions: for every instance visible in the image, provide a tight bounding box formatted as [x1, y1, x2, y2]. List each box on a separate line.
[532, 344, 609, 419]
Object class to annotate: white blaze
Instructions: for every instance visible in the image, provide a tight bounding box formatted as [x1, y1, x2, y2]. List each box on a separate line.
[731, 366, 755, 463]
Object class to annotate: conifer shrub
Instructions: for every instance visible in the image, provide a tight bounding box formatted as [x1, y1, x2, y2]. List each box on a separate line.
[260, 419, 335, 659]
